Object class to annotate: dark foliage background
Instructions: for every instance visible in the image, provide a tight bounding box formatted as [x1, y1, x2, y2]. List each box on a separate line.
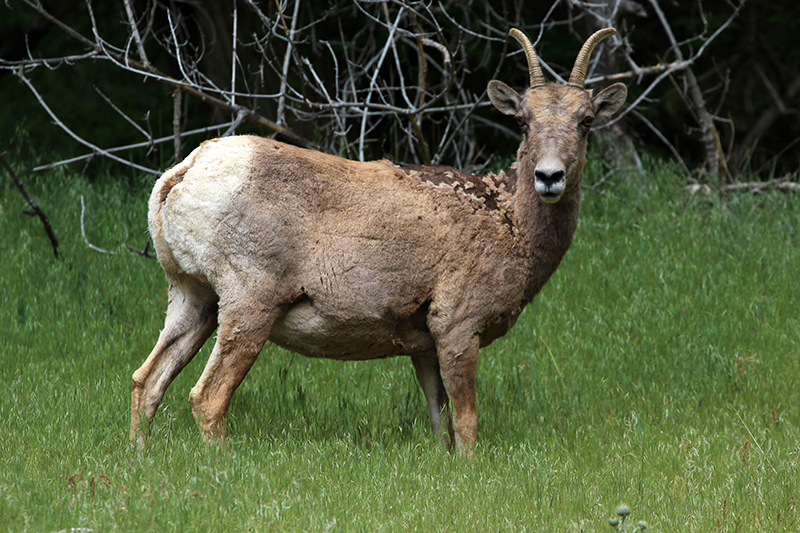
[1, 0, 798, 181]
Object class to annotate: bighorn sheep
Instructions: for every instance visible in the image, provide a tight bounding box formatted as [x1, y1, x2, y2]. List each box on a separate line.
[131, 28, 627, 458]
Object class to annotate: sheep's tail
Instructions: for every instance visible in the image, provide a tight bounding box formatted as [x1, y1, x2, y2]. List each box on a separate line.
[148, 145, 204, 273]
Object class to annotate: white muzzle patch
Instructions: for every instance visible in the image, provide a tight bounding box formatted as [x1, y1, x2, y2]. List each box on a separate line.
[534, 159, 566, 203]
[535, 179, 565, 203]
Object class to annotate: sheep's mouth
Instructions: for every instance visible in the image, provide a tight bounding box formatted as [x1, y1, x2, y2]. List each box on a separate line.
[539, 192, 561, 204]
[538, 191, 562, 203]
[535, 181, 566, 203]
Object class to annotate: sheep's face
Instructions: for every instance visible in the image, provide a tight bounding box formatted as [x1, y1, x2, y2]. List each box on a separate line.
[488, 81, 627, 203]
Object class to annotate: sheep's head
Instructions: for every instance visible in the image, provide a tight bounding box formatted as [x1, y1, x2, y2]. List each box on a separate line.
[488, 28, 627, 203]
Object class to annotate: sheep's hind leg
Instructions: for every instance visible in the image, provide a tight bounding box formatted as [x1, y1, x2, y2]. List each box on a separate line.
[188, 297, 279, 442]
[131, 279, 218, 448]
[411, 355, 453, 451]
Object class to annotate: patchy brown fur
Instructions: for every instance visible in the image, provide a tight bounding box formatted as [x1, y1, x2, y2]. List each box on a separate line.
[402, 164, 518, 232]
[402, 165, 517, 210]
[130, 29, 627, 459]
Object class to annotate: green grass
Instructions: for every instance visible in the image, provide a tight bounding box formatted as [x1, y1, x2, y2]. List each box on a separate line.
[1, 146, 799, 532]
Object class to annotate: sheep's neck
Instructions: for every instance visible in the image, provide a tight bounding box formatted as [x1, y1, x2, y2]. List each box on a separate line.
[512, 175, 581, 304]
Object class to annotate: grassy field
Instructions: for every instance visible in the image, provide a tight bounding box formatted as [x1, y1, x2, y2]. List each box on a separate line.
[1, 145, 799, 532]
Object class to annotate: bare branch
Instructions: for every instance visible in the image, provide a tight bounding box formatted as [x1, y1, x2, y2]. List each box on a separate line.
[222, 109, 249, 137]
[94, 86, 151, 140]
[0, 151, 60, 259]
[723, 177, 800, 193]
[122, 0, 150, 68]
[9, 0, 745, 185]
[80, 195, 117, 255]
[230, 0, 239, 128]
[80, 195, 155, 258]
[16, 68, 161, 175]
[586, 59, 694, 85]
[629, 109, 691, 177]
[646, 0, 737, 183]
[19, 0, 316, 151]
[173, 89, 182, 162]
[125, 241, 155, 258]
[0, 51, 100, 69]
[31, 121, 237, 173]
[276, 0, 302, 126]
[359, 5, 405, 161]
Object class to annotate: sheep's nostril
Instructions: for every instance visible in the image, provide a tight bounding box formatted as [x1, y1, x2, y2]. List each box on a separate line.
[534, 168, 565, 185]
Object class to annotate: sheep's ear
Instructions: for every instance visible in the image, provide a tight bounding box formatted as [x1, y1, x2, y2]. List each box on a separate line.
[592, 82, 627, 118]
[488, 80, 522, 116]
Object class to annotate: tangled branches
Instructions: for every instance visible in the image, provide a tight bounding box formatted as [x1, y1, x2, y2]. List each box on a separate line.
[3, 0, 745, 183]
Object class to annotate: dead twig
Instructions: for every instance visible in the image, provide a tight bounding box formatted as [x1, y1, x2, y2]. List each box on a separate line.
[80, 196, 155, 258]
[172, 88, 182, 162]
[723, 177, 800, 194]
[647, 0, 739, 184]
[1, 151, 60, 259]
[276, 0, 301, 127]
[15, 68, 160, 175]
[122, 0, 150, 68]
[17, 0, 316, 152]
[686, 176, 800, 196]
[125, 241, 154, 258]
[32, 121, 237, 173]
[80, 196, 117, 255]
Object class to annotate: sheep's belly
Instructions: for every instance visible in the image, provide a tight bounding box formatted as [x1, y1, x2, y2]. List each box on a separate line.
[269, 300, 435, 360]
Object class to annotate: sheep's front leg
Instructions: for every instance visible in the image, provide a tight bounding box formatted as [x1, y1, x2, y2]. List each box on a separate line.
[436, 332, 481, 460]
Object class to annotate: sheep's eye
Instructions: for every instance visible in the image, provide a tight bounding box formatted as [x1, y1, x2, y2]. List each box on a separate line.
[582, 115, 595, 128]
[515, 116, 526, 127]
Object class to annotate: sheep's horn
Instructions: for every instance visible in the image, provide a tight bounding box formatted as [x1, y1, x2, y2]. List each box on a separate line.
[509, 28, 546, 89]
[568, 28, 616, 88]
